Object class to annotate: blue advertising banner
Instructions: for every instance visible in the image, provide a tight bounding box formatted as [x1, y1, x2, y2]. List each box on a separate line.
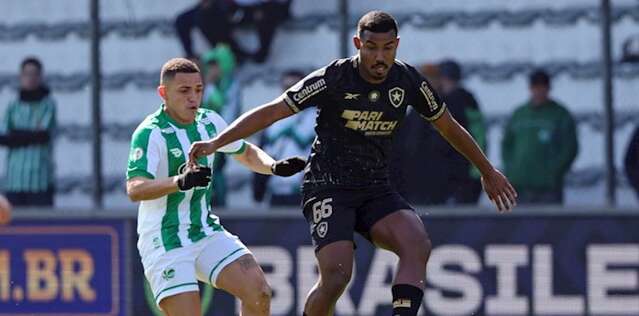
[131, 215, 639, 316]
[0, 220, 126, 316]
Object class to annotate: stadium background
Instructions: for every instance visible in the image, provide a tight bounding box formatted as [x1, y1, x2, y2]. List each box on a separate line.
[0, 0, 638, 315]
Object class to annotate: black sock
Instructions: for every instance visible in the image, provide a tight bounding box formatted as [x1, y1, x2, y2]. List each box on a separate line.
[391, 284, 423, 316]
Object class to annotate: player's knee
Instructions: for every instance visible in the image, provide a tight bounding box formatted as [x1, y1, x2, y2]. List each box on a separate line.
[242, 279, 271, 313]
[399, 229, 431, 263]
[321, 264, 352, 293]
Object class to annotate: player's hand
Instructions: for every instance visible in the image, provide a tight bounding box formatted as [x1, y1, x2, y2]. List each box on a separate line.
[481, 168, 517, 213]
[271, 156, 306, 177]
[176, 165, 212, 191]
[188, 140, 218, 167]
[0, 195, 12, 225]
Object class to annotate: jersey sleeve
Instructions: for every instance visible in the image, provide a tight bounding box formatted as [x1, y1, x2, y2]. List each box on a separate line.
[410, 69, 447, 121]
[127, 126, 162, 180]
[206, 111, 246, 154]
[281, 66, 332, 113]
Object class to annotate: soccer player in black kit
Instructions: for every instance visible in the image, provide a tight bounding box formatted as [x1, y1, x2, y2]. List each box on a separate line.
[190, 10, 517, 316]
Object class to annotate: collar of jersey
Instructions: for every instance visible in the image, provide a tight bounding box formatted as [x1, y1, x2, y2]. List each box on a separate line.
[160, 104, 197, 129]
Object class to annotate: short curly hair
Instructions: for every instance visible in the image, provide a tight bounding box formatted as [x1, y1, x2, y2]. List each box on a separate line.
[160, 58, 200, 84]
[357, 11, 398, 37]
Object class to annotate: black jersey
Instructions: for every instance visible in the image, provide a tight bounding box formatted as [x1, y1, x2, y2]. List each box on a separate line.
[282, 56, 447, 191]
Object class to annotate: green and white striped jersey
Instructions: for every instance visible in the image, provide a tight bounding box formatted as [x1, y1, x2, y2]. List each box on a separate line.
[127, 106, 245, 253]
[2, 96, 56, 192]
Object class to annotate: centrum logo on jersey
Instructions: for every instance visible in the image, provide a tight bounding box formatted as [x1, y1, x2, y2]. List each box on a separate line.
[162, 268, 175, 281]
[292, 78, 326, 104]
[170, 148, 183, 158]
[341, 110, 398, 136]
[419, 81, 439, 112]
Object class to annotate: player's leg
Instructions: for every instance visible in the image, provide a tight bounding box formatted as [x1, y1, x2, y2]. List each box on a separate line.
[144, 246, 202, 316]
[358, 190, 430, 316]
[215, 254, 271, 316]
[196, 231, 269, 316]
[301, 189, 358, 316]
[304, 240, 354, 316]
[159, 292, 201, 316]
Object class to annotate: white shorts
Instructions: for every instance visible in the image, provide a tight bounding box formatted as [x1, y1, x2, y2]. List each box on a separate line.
[141, 230, 251, 307]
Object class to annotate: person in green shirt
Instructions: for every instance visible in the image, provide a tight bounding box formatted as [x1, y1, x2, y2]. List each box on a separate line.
[502, 69, 578, 204]
[0, 57, 56, 206]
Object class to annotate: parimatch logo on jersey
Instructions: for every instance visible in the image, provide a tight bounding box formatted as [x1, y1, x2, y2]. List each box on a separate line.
[341, 110, 398, 136]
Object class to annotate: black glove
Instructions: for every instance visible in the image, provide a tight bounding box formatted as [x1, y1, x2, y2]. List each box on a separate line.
[271, 156, 306, 177]
[176, 166, 212, 191]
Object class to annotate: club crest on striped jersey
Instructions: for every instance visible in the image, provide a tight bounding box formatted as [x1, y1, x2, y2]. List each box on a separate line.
[170, 148, 183, 158]
[200, 117, 211, 125]
[132, 147, 144, 161]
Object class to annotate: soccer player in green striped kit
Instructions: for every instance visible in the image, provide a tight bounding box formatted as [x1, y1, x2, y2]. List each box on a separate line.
[126, 58, 305, 316]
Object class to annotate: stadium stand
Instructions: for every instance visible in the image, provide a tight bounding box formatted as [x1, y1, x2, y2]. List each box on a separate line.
[1, 0, 638, 208]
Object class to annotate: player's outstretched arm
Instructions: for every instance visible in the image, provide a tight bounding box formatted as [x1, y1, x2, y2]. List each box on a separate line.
[127, 166, 212, 201]
[189, 98, 294, 164]
[233, 142, 306, 177]
[127, 177, 180, 201]
[431, 110, 517, 212]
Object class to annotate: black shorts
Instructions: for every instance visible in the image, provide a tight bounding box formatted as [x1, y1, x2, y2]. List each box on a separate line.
[302, 186, 413, 251]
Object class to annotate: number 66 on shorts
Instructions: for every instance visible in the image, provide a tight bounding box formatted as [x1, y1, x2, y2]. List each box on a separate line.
[312, 198, 333, 223]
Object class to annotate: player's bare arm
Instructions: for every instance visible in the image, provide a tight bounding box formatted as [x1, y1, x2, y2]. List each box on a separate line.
[126, 177, 180, 201]
[431, 109, 517, 212]
[234, 142, 307, 177]
[127, 165, 212, 201]
[233, 142, 277, 175]
[189, 98, 293, 163]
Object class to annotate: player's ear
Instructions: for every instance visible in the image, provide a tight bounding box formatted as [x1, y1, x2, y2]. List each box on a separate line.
[353, 35, 362, 50]
[157, 85, 167, 100]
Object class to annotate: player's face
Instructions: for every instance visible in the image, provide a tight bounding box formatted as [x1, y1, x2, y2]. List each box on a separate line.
[159, 72, 203, 124]
[354, 30, 399, 82]
[530, 83, 550, 105]
[20, 63, 42, 91]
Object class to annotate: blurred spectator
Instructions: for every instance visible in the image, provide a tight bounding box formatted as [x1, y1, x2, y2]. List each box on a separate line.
[624, 125, 639, 199]
[435, 59, 486, 204]
[0, 57, 56, 207]
[502, 69, 578, 204]
[175, 0, 291, 63]
[232, 0, 292, 63]
[252, 70, 314, 206]
[621, 34, 639, 63]
[0, 194, 11, 225]
[392, 63, 444, 205]
[201, 45, 242, 206]
[175, 0, 249, 63]
[202, 44, 241, 120]
[394, 61, 486, 205]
